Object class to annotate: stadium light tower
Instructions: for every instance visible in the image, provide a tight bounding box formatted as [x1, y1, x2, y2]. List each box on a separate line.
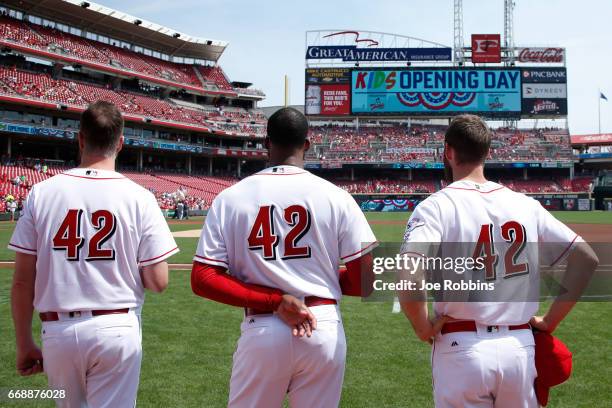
[453, 0, 465, 65]
[504, 0, 516, 65]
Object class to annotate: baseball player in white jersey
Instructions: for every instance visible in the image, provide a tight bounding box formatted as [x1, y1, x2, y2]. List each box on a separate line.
[10, 101, 178, 408]
[400, 115, 598, 408]
[191, 108, 377, 408]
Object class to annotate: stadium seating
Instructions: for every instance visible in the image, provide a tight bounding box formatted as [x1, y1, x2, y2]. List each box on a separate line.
[196, 66, 233, 91]
[0, 15, 253, 95]
[0, 66, 265, 136]
[0, 163, 66, 198]
[559, 176, 593, 192]
[122, 171, 238, 207]
[308, 124, 574, 164]
[0, 163, 241, 211]
[498, 179, 562, 194]
[0, 162, 594, 212]
[333, 179, 436, 194]
[0, 16, 48, 48]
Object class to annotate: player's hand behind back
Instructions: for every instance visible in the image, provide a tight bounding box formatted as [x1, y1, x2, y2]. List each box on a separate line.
[276, 294, 317, 338]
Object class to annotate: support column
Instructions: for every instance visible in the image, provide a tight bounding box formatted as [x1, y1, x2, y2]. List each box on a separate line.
[408, 168, 413, 181]
[7, 137, 11, 157]
[208, 158, 213, 175]
[350, 167, 355, 181]
[237, 158, 241, 178]
[569, 166, 574, 180]
[187, 154, 192, 175]
[523, 167, 528, 180]
[138, 149, 143, 171]
[55, 146, 60, 160]
[52, 63, 64, 79]
[112, 77, 122, 90]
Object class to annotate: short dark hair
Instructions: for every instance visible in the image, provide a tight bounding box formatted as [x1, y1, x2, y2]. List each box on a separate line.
[79, 101, 124, 156]
[444, 114, 491, 164]
[267, 107, 308, 148]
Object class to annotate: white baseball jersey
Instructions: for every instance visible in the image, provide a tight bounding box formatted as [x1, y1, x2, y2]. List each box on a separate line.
[9, 168, 179, 312]
[402, 179, 581, 325]
[195, 165, 377, 300]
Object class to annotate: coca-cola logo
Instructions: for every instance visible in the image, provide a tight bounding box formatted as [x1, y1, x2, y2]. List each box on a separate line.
[518, 48, 564, 63]
[531, 100, 559, 114]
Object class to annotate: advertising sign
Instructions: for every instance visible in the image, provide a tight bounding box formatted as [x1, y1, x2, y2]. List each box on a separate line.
[471, 34, 502, 63]
[521, 68, 566, 83]
[351, 68, 521, 115]
[570, 134, 612, 145]
[522, 83, 567, 99]
[521, 99, 568, 116]
[578, 199, 591, 211]
[306, 46, 451, 62]
[516, 47, 565, 63]
[305, 68, 352, 116]
[305, 68, 352, 84]
[306, 84, 351, 115]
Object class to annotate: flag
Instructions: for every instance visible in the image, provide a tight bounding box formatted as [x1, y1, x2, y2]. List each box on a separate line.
[601, 92, 608, 101]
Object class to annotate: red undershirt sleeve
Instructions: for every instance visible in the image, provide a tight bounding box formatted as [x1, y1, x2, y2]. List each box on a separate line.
[339, 253, 374, 297]
[191, 261, 283, 310]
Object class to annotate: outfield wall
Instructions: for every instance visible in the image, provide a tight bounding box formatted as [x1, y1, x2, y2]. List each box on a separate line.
[353, 193, 593, 212]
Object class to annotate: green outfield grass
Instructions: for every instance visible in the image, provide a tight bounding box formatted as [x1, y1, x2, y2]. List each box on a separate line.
[0, 268, 610, 407]
[0, 212, 610, 407]
[364, 210, 612, 225]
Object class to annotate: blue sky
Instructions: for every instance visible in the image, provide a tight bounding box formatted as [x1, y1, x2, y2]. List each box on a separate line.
[97, 0, 611, 134]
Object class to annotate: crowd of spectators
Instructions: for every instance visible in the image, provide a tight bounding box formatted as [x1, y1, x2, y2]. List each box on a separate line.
[333, 179, 436, 194]
[153, 188, 209, 217]
[0, 66, 266, 138]
[307, 124, 573, 164]
[0, 13, 260, 96]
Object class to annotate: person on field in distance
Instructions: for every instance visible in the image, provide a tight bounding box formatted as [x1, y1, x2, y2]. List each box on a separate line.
[10, 101, 179, 408]
[191, 107, 377, 408]
[400, 114, 598, 408]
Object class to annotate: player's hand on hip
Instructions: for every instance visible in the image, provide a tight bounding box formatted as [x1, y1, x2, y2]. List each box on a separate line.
[16, 341, 43, 376]
[276, 294, 318, 338]
[529, 315, 553, 333]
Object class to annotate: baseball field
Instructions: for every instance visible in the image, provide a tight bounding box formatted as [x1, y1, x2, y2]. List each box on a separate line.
[0, 211, 610, 407]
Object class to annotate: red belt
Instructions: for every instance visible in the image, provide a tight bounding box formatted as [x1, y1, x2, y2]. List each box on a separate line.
[39, 308, 130, 322]
[245, 296, 336, 317]
[441, 320, 530, 335]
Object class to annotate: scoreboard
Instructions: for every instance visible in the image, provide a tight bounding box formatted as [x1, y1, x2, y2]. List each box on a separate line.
[304, 67, 567, 118]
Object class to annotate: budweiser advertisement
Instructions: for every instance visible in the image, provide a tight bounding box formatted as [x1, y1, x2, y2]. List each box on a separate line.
[305, 84, 350, 116]
[516, 47, 565, 64]
[521, 99, 567, 116]
[471, 34, 501, 63]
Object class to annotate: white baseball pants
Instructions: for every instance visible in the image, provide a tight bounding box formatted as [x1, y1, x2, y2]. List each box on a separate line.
[432, 324, 538, 408]
[228, 304, 346, 408]
[40, 311, 142, 408]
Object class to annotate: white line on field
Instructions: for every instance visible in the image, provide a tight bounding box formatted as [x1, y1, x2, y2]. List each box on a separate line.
[392, 297, 401, 313]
